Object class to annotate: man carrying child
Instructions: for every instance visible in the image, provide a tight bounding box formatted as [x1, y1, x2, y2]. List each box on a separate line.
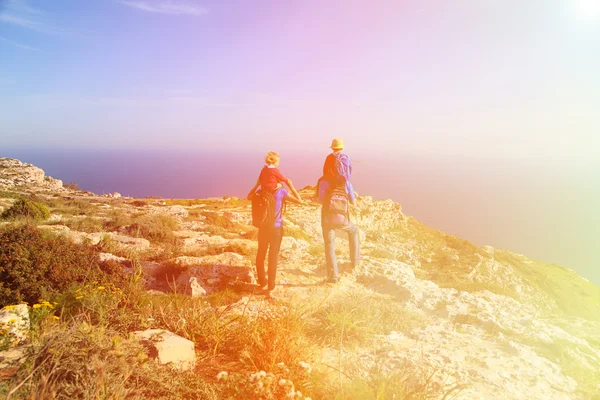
[320, 138, 360, 283]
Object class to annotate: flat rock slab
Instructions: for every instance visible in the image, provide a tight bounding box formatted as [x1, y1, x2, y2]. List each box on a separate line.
[0, 304, 30, 345]
[133, 329, 196, 371]
[172, 252, 253, 293]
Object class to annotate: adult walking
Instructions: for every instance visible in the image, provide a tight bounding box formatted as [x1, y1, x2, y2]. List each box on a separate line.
[249, 184, 302, 297]
[320, 138, 360, 283]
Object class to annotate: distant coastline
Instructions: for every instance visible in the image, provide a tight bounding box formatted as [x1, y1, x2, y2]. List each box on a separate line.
[3, 148, 599, 286]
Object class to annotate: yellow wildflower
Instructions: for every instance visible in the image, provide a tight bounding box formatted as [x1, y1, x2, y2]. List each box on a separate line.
[76, 296, 84, 300]
[52, 316, 60, 320]
[33, 304, 42, 309]
[97, 286, 105, 290]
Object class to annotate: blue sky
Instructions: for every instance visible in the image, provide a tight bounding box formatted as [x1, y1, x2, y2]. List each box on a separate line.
[1, 0, 599, 163]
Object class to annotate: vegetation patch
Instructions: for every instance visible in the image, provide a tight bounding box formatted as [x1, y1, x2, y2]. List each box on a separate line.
[62, 216, 105, 233]
[307, 289, 424, 348]
[38, 196, 96, 216]
[0, 225, 126, 306]
[103, 213, 179, 243]
[1, 198, 50, 221]
[0, 190, 22, 199]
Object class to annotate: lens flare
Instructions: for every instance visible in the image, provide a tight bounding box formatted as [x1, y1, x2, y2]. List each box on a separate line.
[574, 0, 600, 21]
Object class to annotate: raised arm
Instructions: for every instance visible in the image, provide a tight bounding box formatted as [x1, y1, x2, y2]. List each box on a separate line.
[284, 190, 303, 205]
[285, 178, 302, 201]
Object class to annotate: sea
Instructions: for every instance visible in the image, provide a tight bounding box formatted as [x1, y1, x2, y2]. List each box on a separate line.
[3, 148, 599, 286]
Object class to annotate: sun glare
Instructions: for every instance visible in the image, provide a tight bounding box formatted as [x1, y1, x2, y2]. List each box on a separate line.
[573, 0, 600, 22]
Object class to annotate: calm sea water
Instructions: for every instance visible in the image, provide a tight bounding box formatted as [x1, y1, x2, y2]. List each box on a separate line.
[4, 148, 599, 285]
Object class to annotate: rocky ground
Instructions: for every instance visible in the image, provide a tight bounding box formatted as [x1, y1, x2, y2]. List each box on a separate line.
[1, 157, 599, 399]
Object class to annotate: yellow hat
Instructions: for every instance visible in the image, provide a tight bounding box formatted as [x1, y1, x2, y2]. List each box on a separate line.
[330, 138, 344, 150]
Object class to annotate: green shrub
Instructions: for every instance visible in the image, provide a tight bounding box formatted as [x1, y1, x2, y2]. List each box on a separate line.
[37, 196, 96, 216]
[63, 181, 81, 191]
[0, 225, 126, 306]
[1, 198, 50, 221]
[124, 214, 179, 242]
[62, 216, 105, 233]
[202, 212, 237, 230]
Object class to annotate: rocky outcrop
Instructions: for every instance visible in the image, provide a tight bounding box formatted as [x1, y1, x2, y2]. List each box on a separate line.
[0, 305, 30, 345]
[133, 329, 196, 371]
[0, 158, 63, 190]
[173, 253, 254, 293]
[36, 225, 150, 252]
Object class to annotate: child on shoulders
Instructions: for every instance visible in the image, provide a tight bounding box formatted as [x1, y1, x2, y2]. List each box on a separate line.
[247, 151, 302, 201]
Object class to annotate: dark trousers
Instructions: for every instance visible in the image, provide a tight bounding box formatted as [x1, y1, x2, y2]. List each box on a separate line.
[256, 226, 284, 290]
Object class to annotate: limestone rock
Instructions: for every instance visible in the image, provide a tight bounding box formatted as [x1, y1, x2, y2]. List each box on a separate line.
[173, 253, 253, 293]
[0, 305, 30, 345]
[140, 261, 164, 277]
[0, 158, 62, 190]
[147, 205, 188, 220]
[0, 345, 31, 378]
[133, 329, 196, 371]
[48, 213, 63, 223]
[105, 232, 151, 251]
[37, 225, 103, 246]
[43, 176, 63, 190]
[189, 277, 207, 297]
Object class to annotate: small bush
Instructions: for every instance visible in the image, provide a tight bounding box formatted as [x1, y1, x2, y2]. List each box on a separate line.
[62, 216, 104, 233]
[38, 196, 96, 216]
[202, 212, 237, 230]
[0, 225, 126, 306]
[1, 198, 50, 221]
[63, 181, 81, 191]
[124, 214, 179, 242]
[104, 213, 179, 243]
[131, 200, 148, 207]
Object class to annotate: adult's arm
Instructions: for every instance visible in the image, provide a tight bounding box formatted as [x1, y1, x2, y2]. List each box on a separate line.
[284, 191, 303, 204]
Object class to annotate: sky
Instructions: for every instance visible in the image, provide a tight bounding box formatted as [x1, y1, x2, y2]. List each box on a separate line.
[1, 0, 599, 163]
[1, 1, 600, 284]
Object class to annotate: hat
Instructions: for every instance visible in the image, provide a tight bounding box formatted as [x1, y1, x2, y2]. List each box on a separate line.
[330, 138, 344, 150]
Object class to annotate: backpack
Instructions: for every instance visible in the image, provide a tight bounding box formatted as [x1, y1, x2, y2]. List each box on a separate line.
[315, 176, 331, 205]
[333, 153, 351, 183]
[323, 186, 349, 227]
[251, 190, 276, 229]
